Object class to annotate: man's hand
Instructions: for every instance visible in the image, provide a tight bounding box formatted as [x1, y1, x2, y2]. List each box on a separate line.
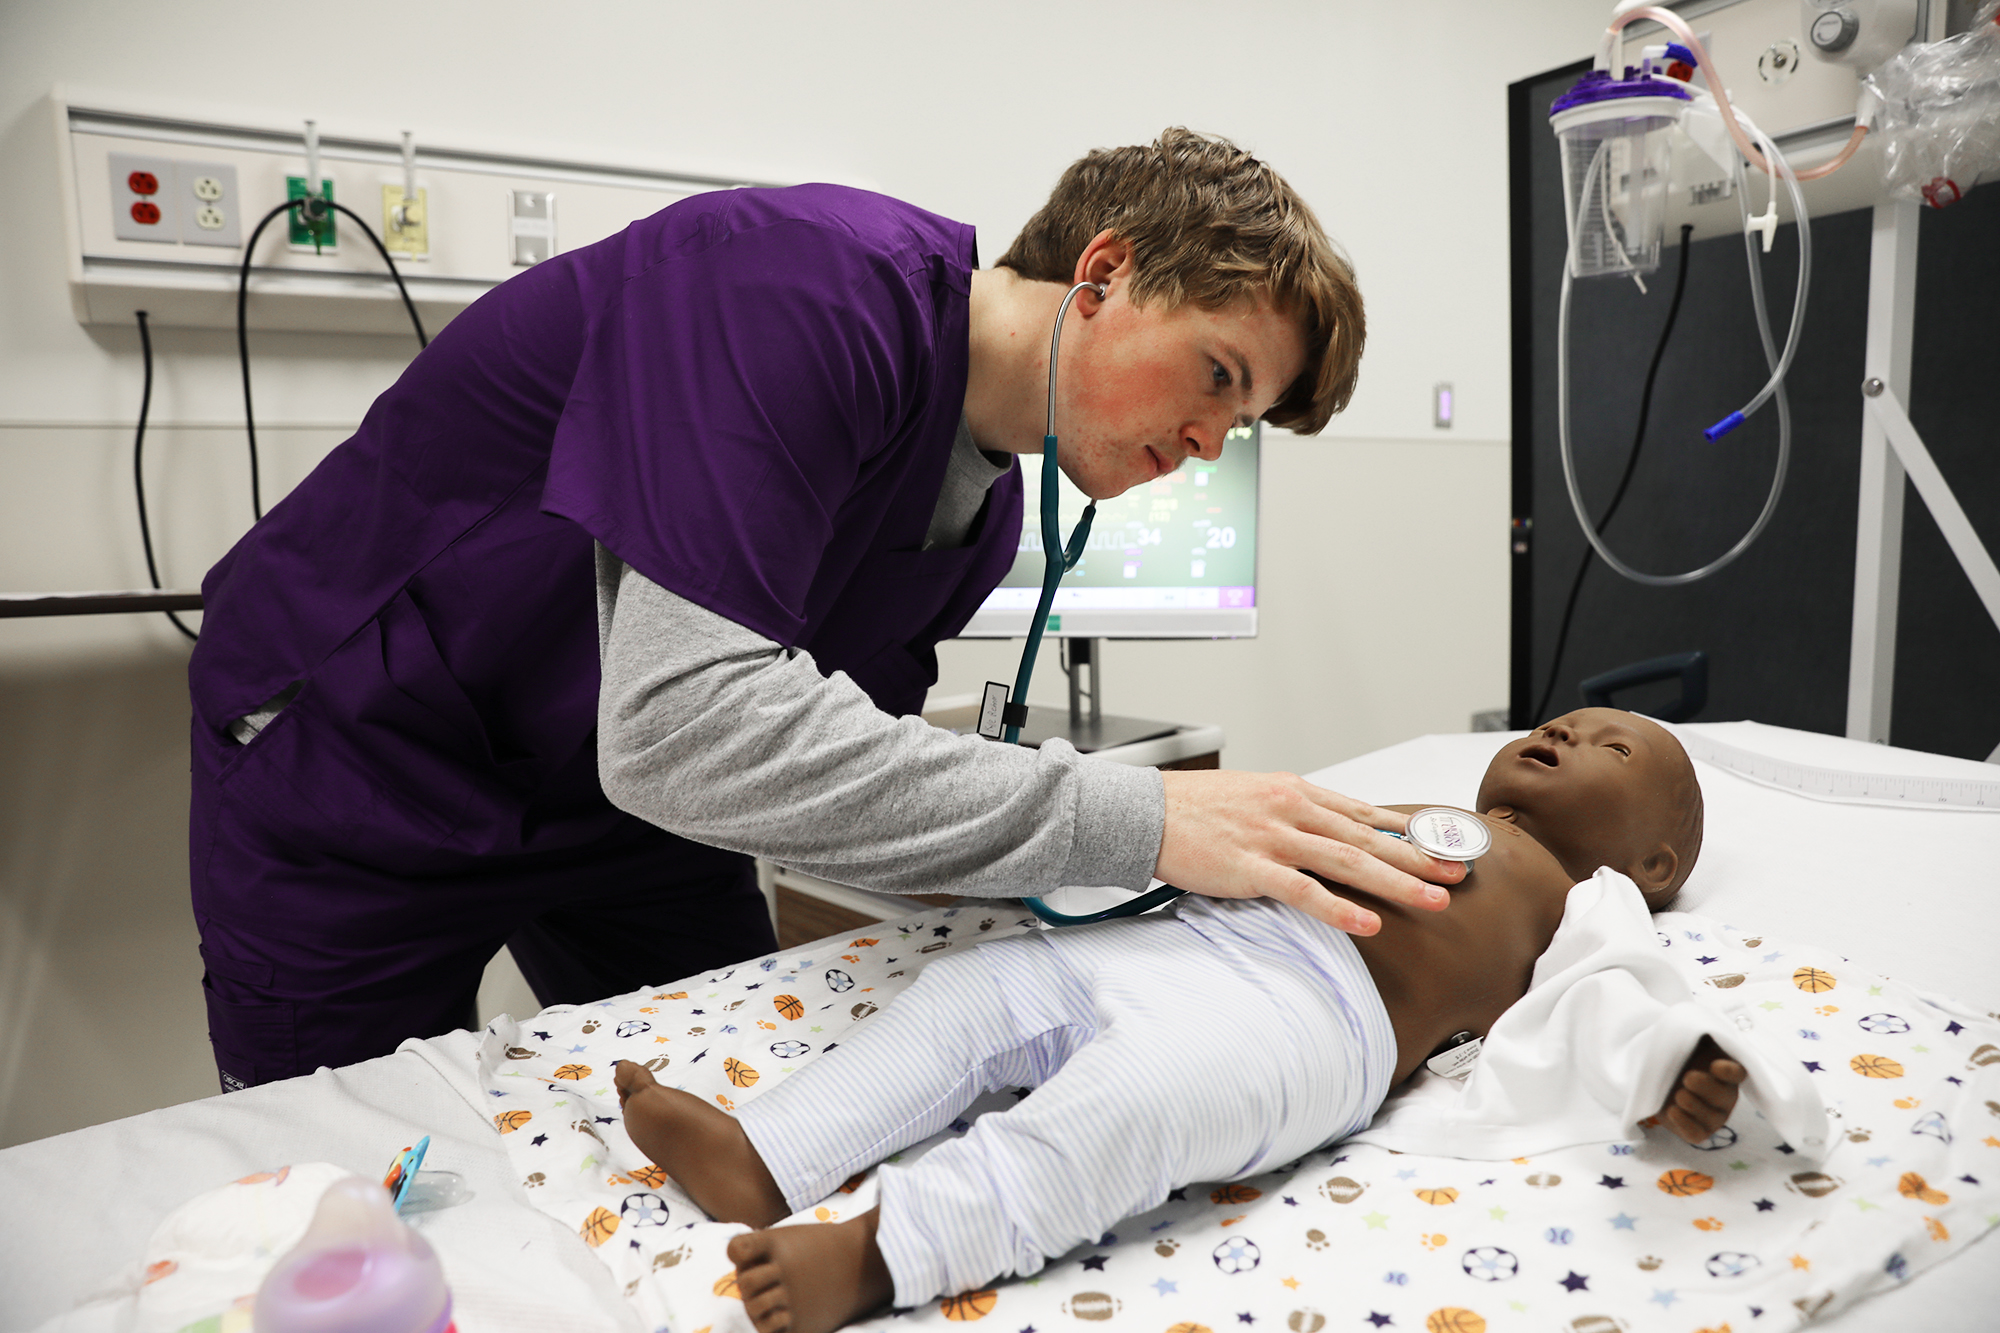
[1664, 1036, 1747, 1145]
[1154, 769, 1462, 935]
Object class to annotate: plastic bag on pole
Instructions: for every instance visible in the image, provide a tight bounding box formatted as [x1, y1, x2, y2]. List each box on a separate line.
[1864, 1, 2000, 207]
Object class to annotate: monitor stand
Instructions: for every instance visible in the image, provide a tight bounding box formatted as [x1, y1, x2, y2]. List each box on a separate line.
[925, 639, 1181, 754]
[1009, 704, 1180, 754]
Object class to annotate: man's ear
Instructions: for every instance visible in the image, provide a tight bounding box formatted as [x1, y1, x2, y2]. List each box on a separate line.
[1632, 841, 1679, 896]
[1073, 229, 1131, 301]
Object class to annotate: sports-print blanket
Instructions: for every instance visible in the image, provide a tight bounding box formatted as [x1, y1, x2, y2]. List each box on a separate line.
[477, 902, 2000, 1332]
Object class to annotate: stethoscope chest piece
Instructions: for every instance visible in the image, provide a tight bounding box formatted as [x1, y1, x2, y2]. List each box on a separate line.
[1399, 807, 1492, 865]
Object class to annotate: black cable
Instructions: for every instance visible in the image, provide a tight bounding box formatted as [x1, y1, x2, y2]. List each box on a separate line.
[1533, 223, 1696, 724]
[132, 310, 199, 642]
[237, 195, 429, 520]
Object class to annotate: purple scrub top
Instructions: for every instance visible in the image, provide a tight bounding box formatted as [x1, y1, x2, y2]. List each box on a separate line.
[190, 185, 1023, 870]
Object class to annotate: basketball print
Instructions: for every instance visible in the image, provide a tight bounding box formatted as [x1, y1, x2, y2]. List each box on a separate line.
[713, 1270, 741, 1299]
[1211, 1184, 1262, 1205]
[630, 1164, 667, 1188]
[774, 995, 804, 1020]
[1424, 1309, 1486, 1333]
[1850, 1053, 1905, 1078]
[1897, 1172, 1949, 1205]
[579, 1206, 619, 1247]
[1657, 1169, 1714, 1197]
[552, 1064, 592, 1081]
[940, 1289, 998, 1320]
[1415, 1187, 1460, 1206]
[1792, 967, 1837, 993]
[494, 1110, 532, 1134]
[724, 1057, 760, 1088]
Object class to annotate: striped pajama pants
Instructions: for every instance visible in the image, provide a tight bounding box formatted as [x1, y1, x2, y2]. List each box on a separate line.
[733, 899, 1396, 1308]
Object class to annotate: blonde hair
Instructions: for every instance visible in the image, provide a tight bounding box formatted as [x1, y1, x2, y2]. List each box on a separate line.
[995, 128, 1364, 434]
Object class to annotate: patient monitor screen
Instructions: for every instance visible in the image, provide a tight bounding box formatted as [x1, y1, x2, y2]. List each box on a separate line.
[958, 424, 1259, 638]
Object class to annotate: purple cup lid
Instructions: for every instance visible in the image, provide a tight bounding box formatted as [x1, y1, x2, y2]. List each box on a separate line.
[1550, 68, 1693, 118]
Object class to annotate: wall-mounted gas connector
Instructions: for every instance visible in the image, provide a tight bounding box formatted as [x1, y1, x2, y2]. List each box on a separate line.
[383, 131, 428, 259]
[287, 176, 337, 253]
[510, 190, 554, 266]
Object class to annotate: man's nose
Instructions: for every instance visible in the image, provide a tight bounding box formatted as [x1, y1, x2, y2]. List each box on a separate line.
[1183, 420, 1225, 461]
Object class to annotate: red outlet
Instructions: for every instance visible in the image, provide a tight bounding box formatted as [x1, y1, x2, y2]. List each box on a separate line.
[131, 201, 162, 226]
[128, 170, 160, 195]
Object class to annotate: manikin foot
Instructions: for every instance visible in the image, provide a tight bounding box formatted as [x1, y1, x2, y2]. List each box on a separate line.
[613, 1059, 789, 1228]
[728, 1208, 894, 1333]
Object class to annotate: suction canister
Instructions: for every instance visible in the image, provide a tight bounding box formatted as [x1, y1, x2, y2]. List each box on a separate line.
[1550, 67, 1693, 278]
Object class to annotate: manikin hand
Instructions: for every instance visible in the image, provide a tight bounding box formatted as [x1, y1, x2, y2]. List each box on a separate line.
[1663, 1036, 1748, 1145]
[1154, 769, 1460, 935]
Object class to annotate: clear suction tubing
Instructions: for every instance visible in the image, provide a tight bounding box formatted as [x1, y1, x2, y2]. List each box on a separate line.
[1549, 35, 1811, 586]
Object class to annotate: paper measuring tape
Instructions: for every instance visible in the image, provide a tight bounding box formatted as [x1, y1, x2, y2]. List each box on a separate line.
[1678, 732, 2000, 812]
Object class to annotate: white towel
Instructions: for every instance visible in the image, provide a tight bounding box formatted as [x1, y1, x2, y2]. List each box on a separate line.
[1355, 868, 1831, 1160]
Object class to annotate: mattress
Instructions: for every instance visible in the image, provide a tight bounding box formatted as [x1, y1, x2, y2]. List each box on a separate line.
[3, 720, 1995, 1332]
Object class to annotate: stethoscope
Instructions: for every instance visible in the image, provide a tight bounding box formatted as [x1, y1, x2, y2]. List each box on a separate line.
[1006, 280, 1180, 927]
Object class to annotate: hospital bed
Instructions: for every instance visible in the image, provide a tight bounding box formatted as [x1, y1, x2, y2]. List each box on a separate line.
[5, 720, 1997, 1332]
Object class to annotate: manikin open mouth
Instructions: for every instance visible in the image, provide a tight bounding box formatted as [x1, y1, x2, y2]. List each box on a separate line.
[1521, 743, 1560, 767]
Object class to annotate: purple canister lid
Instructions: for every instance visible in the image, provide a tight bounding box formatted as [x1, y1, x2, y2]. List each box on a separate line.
[1550, 68, 1694, 118]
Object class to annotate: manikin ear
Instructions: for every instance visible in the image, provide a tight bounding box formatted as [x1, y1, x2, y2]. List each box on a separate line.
[1631, 841, 1679, 897]
[1482, 805, 1519, 826]
[1071, 230, 1132, 307]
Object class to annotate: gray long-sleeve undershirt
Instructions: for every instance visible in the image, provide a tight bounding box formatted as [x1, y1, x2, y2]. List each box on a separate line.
[592, 418, 1165, 897]
[593, 550, 1165, 896]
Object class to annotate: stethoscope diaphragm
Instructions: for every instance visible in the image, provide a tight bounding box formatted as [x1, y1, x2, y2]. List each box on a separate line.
[1392, 807, 1492, 865]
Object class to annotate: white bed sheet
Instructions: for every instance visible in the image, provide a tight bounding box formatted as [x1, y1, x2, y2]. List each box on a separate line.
[3, 720, 1995, 1332]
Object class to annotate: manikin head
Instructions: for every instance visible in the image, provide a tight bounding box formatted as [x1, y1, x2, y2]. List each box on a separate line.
[1476, 708, 1705, 909]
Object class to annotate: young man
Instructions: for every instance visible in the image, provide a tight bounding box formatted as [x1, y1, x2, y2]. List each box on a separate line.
[613, 709, 1764, 1333]
[187, 130, 1452, 1093]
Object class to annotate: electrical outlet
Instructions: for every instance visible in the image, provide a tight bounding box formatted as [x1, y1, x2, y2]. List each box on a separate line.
[286, 176, 337, 254]
[110, 152, 181, 242]
[381, 184, 429, 259]
[176, 160, 241, 248]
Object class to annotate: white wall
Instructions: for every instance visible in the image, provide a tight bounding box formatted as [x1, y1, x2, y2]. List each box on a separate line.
[0, 0, 1610, 1145]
